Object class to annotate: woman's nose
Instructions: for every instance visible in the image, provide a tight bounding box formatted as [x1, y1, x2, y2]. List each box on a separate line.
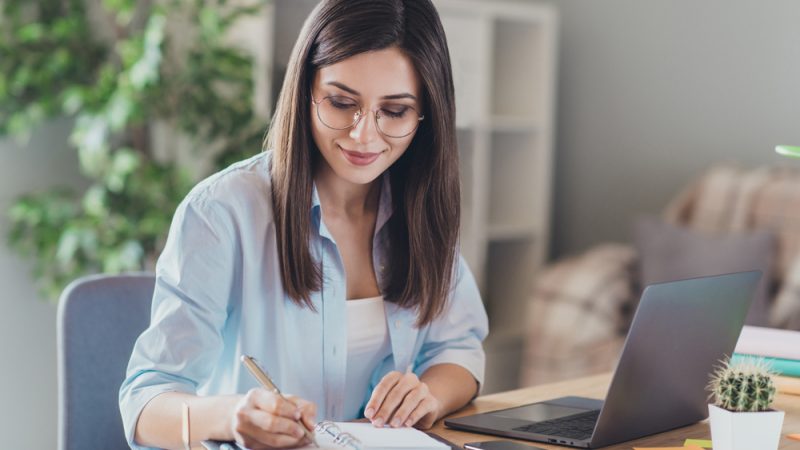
[349, 111, 379, 144]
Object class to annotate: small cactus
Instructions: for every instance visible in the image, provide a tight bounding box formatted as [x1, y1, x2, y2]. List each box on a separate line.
[708, 357, 777, 412]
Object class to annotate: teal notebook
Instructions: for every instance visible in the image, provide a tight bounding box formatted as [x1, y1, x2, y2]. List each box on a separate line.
[732, 353, 800, 377]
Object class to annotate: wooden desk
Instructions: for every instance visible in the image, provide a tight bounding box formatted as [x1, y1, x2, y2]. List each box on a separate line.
[434, 373, 800, 449]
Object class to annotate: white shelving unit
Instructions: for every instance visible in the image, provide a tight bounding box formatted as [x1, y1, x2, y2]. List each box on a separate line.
[434, 0, 558, 392]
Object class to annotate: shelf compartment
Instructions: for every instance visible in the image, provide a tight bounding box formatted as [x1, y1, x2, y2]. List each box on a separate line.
[485, 238, 539, 335]
[491, 18, 548, 122]
[487, 223, 538, 241]
[491, 115, 540, 133]
[457, 128, 478, 266]
[488, 132, 540, 229]
[439, 13, 490, 129]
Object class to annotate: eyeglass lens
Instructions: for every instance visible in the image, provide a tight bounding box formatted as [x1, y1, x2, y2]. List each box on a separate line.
[316, 96, 421, 138]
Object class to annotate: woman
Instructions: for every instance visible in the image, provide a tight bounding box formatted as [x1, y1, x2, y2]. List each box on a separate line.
[119, 0, 488, 448]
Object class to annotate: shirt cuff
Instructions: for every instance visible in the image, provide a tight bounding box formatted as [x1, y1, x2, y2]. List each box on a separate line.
[119, 373, 195, 450]
[414, 346, 486, 397]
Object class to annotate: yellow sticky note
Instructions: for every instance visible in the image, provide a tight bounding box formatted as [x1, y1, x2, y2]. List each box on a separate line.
[634, 447, 703, 450]
[787, 433, 800, 441]
[684, 438, 713, 448]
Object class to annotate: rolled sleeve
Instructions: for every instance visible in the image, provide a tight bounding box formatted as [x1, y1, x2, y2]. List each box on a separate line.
[414, 255, 489, 393]
[118, 191, 237, 449]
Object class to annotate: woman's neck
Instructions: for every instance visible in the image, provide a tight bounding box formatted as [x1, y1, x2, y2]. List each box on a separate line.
[314, 163, 381, 219]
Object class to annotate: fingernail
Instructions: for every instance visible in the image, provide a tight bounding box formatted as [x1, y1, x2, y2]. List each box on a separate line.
[374, 417, 384, 427]
[365, 408, 375, 418]
[296, 428, 304, 438]
[391, 418, 401, 427]
[295, 410, 302, 420]
[405, 420, 413, 427]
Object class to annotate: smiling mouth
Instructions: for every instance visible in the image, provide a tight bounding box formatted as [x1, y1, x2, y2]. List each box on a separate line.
[338, 145, 385, 166]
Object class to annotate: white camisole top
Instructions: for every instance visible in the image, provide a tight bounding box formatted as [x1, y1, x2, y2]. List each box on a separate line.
[343, 296, 392, 419]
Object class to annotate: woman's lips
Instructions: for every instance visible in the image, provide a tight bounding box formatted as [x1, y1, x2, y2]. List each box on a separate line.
[339, 146, 382, 166]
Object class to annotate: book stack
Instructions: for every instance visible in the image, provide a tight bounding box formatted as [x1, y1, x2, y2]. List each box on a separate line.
[733, 326, 800, 377]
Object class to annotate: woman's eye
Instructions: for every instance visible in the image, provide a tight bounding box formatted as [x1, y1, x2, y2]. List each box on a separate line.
[382, 107, 408, 119]
[329, 98, 358, 110]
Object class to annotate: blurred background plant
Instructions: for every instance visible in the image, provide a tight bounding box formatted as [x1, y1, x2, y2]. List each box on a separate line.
[1, 0, 268, 300]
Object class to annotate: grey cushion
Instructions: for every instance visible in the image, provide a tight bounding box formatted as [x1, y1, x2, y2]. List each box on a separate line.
[634, 217, 775, 326]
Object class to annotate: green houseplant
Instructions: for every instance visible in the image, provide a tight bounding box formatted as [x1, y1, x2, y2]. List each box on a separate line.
[1, 0, 268, 300]
[707, 357, 784, 450]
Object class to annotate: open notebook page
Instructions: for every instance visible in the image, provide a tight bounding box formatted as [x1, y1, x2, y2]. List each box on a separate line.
[298, 422, 449, 450]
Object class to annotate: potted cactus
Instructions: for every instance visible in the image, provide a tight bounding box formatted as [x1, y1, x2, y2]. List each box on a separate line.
[707, 357, 785, 450]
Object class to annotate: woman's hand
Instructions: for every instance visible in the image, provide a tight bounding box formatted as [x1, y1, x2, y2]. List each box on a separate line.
[364, 371, 443, 430]
[230, 388, 317, 449]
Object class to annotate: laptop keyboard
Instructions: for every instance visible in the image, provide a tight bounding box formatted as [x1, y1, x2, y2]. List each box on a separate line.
[512, 409, 600, 440]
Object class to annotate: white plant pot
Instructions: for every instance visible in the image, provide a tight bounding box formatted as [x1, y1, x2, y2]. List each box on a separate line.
[708, 404, 785, 450]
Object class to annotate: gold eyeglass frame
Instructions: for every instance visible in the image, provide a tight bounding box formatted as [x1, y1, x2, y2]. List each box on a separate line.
[311, 95, 425, 139]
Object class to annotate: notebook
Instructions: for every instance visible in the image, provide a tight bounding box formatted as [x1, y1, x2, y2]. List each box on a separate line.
[202, 420, 450, 450]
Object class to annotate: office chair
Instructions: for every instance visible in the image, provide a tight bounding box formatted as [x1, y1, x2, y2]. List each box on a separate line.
[57, 273, 155, 450]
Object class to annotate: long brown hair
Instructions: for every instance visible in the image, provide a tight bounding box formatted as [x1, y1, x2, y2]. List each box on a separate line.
[267, 0, 460, 326]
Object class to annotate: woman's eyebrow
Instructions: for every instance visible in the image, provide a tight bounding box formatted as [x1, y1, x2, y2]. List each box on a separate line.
[382, 93, 417, 101]
[325, 81, 418, 101]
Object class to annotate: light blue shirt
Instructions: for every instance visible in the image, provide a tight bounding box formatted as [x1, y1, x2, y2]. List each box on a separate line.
[118, 151, 489, 449]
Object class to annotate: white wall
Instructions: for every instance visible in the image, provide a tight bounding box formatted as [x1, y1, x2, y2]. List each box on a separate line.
[539, 0, 800, 258]
[0, 120, 86, 449]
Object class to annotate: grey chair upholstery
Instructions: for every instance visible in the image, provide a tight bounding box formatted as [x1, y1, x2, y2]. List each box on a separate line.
[57, 273, 155, 450]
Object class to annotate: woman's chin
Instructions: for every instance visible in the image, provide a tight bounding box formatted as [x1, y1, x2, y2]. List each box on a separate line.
[334, 166, 383, 185]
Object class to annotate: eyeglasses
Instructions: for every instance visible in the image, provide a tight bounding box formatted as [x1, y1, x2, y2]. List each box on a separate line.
[312, 95, 424, 138]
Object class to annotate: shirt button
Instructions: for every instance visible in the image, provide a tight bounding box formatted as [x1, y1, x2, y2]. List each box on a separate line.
[394, 320, 402, 328]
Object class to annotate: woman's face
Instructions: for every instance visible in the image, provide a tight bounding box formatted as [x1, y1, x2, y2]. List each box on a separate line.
[310, 46, 423, 186]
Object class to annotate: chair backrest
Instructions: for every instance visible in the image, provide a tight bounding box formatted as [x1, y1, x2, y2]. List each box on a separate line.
[57, 273, 154, 450]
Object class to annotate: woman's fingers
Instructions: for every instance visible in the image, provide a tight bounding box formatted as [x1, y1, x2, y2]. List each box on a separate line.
[287, 395, 318, 430]
[390, 383, 428, 427]
[247, 388, 299, 419]
[243, 409, 306, 439]
[369, 372, 421, 427]
[365, 371, 403, 421]
[407, 397, 440, 429]
[233, 409, 306, 449]
[232, 389, 318, 449]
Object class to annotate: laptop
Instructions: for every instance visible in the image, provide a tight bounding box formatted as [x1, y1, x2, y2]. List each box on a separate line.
[445, 271, 761, 448]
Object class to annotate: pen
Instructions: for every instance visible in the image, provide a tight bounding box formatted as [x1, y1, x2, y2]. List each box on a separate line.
[240, 355, 319, 448]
